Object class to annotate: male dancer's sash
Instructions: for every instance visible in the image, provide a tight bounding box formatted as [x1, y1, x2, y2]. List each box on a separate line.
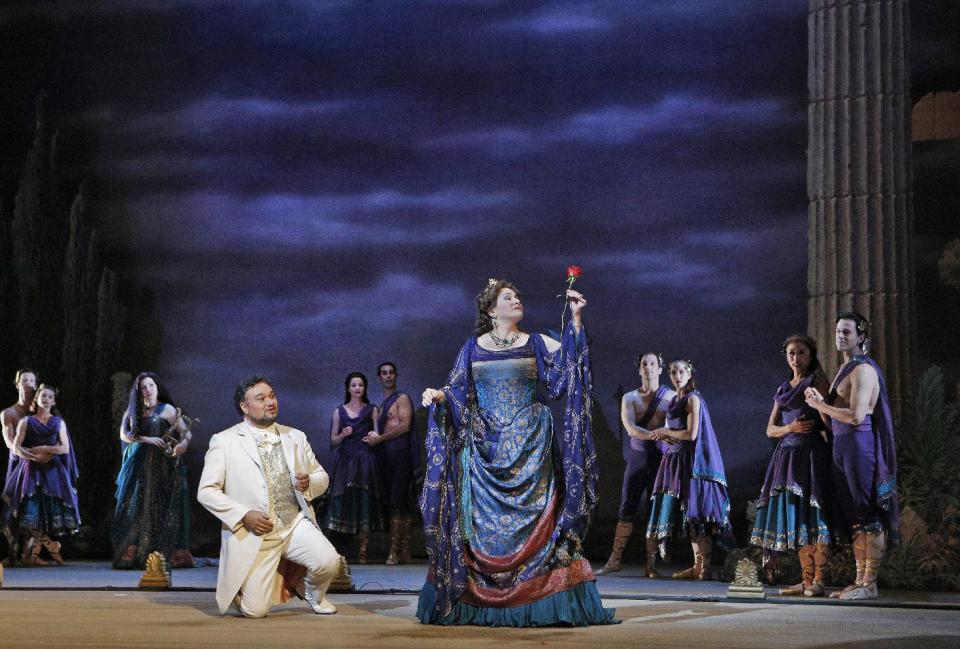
[628, 385, 670, 454]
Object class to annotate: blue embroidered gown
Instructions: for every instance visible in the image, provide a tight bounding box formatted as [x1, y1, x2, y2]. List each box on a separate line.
[111, 404, 191, 569]
[417, 324, 616, 627]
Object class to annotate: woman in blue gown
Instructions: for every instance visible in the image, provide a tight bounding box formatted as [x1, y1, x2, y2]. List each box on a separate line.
[112, 372, 194, 569]
[417, 279, 616, 627]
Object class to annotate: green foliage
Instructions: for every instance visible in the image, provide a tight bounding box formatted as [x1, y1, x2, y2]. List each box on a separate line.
[898, 366, 960, 530]
[881, 534, 928, 590]
[885, 366, 960, 591]
[826, 543, 855, 587]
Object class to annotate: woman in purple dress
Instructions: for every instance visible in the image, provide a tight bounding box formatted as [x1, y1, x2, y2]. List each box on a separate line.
[750, 335, 833, 596]
[320, 372, 384, 563]
[646, 360, 731, 580]
[1, 385, 79, 566]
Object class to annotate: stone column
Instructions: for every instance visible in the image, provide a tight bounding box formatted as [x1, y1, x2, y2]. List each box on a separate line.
[807, 0, 914, 410]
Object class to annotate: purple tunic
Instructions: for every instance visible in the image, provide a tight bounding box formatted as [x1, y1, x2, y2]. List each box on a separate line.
[1, 415, 80, 536]
[828, 356, 900, 547]
[617, 385, 669, 522]
[750, 375, 832, 554]
[320, 403, 387, 534]
[376, 391, 420, 514]
[646, 391, 731, 540]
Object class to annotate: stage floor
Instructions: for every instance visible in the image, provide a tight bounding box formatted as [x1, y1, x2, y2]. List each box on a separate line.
[3, 562, 960, 648]
[3, 561, 959, 609]
[2, 588, 960, 649]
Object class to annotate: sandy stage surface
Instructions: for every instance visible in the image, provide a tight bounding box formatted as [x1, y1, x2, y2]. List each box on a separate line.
[3, 590, 960, 649]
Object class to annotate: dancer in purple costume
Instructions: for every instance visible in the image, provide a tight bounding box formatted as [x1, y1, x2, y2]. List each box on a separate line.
[1, 368, 38, 564]
[805, 312, 900, 601]
[1, 385, 79, 566]
[750, 335, 833, 596]
[597, 352, 675, 577]
[320, 372, 384, 564]
[372, 362, 419, 565]
[645, 360, 731, 580]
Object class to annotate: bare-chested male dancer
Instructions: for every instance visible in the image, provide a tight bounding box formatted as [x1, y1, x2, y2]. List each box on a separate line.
[597, 352, 675, 577]
[804, 312, 900, 600]
[371, 362, 418, 565]
[2, 369, 39, 564]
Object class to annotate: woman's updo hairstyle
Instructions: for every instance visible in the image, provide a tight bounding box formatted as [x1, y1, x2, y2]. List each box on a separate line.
[474, 278, 522, 336]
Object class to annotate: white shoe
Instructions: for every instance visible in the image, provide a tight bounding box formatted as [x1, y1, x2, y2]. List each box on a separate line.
[304, 590, 337, 615]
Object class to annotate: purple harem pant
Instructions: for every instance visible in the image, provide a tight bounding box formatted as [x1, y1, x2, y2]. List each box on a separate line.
[618, 440, 662, 522]
[831, 416, 883, 535]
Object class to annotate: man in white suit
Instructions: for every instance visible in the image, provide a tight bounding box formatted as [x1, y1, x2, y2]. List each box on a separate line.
[198, 375, 340, 618]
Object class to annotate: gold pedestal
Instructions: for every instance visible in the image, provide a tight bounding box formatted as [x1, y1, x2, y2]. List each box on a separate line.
[328, 555, 353, 593]
[139, 551, 172, 589]
[726, 558, 766, 600]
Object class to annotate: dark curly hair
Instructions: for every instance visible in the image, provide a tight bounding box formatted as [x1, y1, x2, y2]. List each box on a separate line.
[377, 362, 397, 376]
[474, 279, 522, 336]
[781, 334, 828, 383]
[636, 352, 664, 369]
[233, 375, 273, 415]
[836, 311, 871, 352]
[343, 372, 369, 405]
[123, 371, 179, 437]
[30, 383, 60, 416]
[14, 368, 38, 388]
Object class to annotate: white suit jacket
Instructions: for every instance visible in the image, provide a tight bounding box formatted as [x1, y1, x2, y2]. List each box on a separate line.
[197, 421, 329, 613]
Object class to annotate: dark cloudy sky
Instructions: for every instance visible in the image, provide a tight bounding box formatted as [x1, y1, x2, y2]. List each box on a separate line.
[2, 1, 957, 490]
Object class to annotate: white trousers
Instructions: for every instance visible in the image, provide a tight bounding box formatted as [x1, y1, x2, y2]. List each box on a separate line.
[236, 519, 339, 618]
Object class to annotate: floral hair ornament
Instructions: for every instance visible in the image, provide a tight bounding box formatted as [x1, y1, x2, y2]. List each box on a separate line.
[487, 277, 499, 288]
[671, 358, 695, 373]
[557, 264, 583, 332]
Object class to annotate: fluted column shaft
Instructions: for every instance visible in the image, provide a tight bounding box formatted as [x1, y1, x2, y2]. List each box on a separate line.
[807, 0, 914, 411]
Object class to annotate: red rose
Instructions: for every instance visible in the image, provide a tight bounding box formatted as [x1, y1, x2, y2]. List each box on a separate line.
[566, 265, 583, 280]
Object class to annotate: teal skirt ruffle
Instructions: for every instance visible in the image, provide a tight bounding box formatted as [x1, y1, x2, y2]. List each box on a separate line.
[320, 487, 387, 535]
[415, 580, 618, 627]
[646, 492, 724, 540]
[750, 490, 830, 551]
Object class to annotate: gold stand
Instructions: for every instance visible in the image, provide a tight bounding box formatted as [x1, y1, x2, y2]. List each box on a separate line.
[727, 558, 766, 599]
[328, 555, 353, 592]
[139, 551, 172, 589]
